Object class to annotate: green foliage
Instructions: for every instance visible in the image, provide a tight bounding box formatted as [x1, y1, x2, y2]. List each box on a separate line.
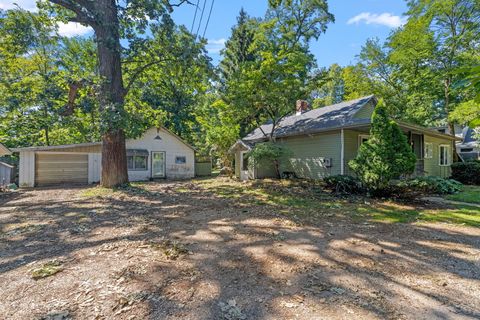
[248, 142, 292, 164]
[398, 176, 463, 195]
[329, 0, 480, 128]
[449, 99, 480, 129]
[451, 160, 480, 185]
[311, 64, 344, 108]
[0, 9, 100, 148]
[349, 100, 417, 191]
[195, 97, 240, 165]
[219, 9, 257, 83]
[123, 17, 213, 142]
[220, 1, 333, 141]
[247, 142, 292, 177]
[323, 175, 363, 195]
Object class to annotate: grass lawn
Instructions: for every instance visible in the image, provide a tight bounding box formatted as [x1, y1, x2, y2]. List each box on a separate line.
[446, 185, 480, 204]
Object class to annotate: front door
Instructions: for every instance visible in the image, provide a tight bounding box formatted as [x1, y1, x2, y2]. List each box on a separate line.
[152, 151, 166, 178]
[240, 151, 249, 181]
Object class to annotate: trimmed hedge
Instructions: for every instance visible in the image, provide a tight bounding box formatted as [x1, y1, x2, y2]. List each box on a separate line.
[451, 160, 480, 185]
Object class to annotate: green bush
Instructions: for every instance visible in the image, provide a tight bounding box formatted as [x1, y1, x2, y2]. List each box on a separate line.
[349, 100, 416, 192]
[398, 176, 463, 195]
[451, 160, 480, 185]
[324, 175, 364, 194]
[247, 142, 292, 178]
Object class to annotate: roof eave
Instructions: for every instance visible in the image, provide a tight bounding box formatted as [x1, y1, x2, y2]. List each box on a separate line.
[11, 142, 102, 152]
[396, 121, 461, 141]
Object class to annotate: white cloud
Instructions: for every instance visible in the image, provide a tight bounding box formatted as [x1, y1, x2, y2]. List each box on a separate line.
[57, 22, 92, 37]
[347, 12, 407, 28]
[206, 38, 226, 54]
[0, 0, 37, 11]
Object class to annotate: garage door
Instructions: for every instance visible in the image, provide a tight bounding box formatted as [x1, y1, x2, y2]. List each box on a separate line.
[35, 153, 88, 186]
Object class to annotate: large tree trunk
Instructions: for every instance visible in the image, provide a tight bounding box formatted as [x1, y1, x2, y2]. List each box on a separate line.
[95, 0, 128, 187]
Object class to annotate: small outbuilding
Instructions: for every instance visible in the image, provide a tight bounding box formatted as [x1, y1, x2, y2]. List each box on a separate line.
[13, 127, 195, 187]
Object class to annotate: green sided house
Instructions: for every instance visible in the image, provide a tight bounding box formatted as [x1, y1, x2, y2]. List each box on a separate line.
[230, 95, 460, 181]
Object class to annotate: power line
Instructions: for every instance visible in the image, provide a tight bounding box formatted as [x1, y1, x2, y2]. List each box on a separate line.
[195, 0, 207, 40]
[202, 0, 215, 39]
[190, 0, 200, 34]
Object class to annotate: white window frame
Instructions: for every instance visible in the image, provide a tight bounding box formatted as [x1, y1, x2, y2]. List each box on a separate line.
[439, 145, 450, 166]
[424, 143, 433, 159]
[358, 134, 370, 147]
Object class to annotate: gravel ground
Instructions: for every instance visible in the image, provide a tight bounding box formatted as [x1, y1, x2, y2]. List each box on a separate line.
[0, 178, 479, 320]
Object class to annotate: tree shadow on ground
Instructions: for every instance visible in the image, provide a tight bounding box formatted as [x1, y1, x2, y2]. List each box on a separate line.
[0, 178, 479, 319]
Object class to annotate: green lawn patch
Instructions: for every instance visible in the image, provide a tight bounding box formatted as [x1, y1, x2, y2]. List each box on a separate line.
[446, 186, 480, 204]
[358, 202, 480, 227]
[419, 206, 480, 227]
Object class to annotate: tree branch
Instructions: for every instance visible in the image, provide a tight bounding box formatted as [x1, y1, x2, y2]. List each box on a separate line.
[48, 0, 96, 27]
[123, 58, 173, 95]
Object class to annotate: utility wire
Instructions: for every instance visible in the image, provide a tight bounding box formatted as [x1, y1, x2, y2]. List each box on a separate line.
[202, 0, 215, 39]
[195, 0, 207, 40]
[190, 0, 200, 34]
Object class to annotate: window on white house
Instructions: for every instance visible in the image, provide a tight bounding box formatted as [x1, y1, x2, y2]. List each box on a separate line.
[424, 143, 433, 159]
[175, 156, 186, 164]
[127, 155, 148, 170]
[439, 145, 450, 166]
[461, 148, 474, 152]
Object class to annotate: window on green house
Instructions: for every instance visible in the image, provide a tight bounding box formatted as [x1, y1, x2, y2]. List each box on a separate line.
[424, 143, 433, 159]
[439, 145, 450, 166]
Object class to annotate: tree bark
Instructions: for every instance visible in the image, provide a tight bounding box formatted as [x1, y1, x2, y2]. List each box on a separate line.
[94, 0, 128, 187]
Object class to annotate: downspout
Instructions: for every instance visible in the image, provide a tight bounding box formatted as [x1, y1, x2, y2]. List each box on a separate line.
[341, 129, 345, 175]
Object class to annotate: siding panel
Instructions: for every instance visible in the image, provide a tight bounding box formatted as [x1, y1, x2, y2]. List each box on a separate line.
[277, 132, 342, 179]
[424, 135, 453, 178]
[19, 151, 35, 187]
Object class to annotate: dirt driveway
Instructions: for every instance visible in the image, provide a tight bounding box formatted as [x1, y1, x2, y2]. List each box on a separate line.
[1, 178, 479, 319]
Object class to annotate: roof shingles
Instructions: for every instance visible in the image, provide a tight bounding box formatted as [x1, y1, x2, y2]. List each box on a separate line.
[243, 95, 375, 142]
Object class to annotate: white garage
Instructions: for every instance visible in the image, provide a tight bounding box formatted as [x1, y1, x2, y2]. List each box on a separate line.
[14, 127, 195, 187]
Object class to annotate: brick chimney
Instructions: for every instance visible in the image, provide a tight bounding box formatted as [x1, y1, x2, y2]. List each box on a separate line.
[296, 100, 310, 115]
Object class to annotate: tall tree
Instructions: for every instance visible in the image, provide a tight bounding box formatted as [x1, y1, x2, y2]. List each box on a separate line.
[219, 8, 257, 82]
[226, 0, 334, 141]
[406, 0, 480, 134]
[311, 63, 344, 108]
[124, 17, 213, 143]
[45, 0, 190, 187]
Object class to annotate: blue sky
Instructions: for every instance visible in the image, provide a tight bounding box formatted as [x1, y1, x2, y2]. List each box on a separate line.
[171, 0, 408, 67]
[1, 0, 408, 67]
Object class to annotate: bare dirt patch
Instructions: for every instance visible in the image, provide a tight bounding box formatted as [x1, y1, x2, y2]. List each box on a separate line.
[0, 178, 479, 319]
